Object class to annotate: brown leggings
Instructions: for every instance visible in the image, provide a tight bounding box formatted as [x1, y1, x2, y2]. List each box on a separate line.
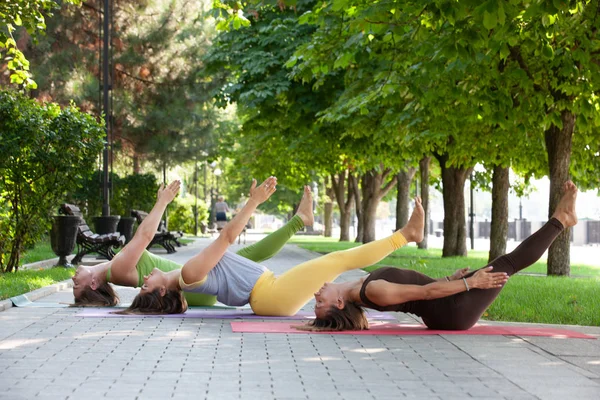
[421, 218, 565, 330]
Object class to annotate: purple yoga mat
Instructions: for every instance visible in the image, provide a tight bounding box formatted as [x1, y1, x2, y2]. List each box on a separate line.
[74, 308, 396, 320]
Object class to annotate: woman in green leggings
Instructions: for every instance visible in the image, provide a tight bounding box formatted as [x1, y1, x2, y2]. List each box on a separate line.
[71, 177, 313, 308]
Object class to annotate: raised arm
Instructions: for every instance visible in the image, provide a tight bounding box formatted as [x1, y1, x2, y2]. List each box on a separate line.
[365, 267, 509, 306]
[181, 177, 277, 284]
[109, 181, 181, 284]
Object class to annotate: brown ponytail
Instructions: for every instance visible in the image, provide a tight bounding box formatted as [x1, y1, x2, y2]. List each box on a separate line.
[116, 288, 187, 315]
[72, 282, 119, 307]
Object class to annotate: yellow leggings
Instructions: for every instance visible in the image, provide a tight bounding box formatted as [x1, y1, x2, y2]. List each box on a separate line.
[249, 231, 408, 316]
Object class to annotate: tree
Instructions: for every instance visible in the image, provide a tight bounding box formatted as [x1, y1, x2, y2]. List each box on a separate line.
[417, 157, 431, 250]
[10, 0, 220, 174]
[0, 89, 104, 272]
[204, 1, 355, 226]
[0, 0, 80, 88]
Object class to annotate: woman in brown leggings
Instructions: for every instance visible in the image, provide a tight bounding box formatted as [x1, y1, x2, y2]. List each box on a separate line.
[308, 181, 578, 331]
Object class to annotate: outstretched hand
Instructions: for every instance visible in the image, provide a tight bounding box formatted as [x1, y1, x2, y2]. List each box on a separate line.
[249, 176, 277, 205]
[157, 180, 181, 205]
[469, 266, 508, 290]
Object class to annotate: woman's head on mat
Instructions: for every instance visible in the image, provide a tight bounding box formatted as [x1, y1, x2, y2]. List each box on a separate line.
[72, 265, 119, 307]
[119, 287, 187, 315]
[120, 268, 186, 314]
[307, 282, 369, 331]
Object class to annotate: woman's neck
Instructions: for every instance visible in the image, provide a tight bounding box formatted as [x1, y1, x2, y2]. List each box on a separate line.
[341, 279, 365, 304]
[89, 261, 111, 283]
[166, 270, 182, 290]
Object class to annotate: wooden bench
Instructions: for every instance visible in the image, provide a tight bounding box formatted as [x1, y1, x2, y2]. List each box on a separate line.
[131, 210, 184, 254]
[59, 204, 126, 264]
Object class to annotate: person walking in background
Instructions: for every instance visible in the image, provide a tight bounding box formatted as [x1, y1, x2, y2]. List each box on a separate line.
[215, 195, 230, 230]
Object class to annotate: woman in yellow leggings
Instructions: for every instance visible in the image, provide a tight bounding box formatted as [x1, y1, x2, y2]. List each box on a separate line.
[123, 176, 426, 316]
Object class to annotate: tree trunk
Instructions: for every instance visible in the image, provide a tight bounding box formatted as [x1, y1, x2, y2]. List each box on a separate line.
[133, 153, 141, 174]
[489, 165, 509, 262]
[395, 168, 416, 230]
[545, 110, 575, 276]
[435, 153, 472, 257]
[359, 167, 398, 243]
[324, 177, 334, 237]
[324, 202, 333, 237]
[417, 157, 431, 250]
[350, 174, 363, 243]
[331, 171, 354, 241]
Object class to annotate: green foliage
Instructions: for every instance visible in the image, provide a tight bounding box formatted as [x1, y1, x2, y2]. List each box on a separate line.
[167, 196, 208, 234]
[67, 171, 160, 220]
[66, 170, 116, 221]
[0, 0, 80, 88]
[205, 0, 408, 219]
[8, 0, 221, 170]
[0, 89, 104, 272]
[112, 173, 159, 217]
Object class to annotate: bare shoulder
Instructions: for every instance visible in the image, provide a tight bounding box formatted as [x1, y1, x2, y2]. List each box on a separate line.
[364, 279, 392, 303]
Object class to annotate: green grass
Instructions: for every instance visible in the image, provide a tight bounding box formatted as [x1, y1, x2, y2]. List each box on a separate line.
[485, 275, 600, 326]
[0, 268, 74, 301]
[289, 237, 600, 326]
[20, 238, 58, 265]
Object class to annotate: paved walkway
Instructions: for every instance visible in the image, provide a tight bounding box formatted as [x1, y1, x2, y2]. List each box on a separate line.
[1, 237, 599, 400]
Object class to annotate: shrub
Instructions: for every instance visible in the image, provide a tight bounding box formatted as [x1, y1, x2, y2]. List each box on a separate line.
[168, 196, 208, 234]
[67, 172, 159, 221]
[0, 90, 104, 272]
[67, 170, 118, 222]
[112, 173, 159, 217]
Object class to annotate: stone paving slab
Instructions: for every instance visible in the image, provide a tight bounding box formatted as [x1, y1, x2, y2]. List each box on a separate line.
[1, 236, 599, 399]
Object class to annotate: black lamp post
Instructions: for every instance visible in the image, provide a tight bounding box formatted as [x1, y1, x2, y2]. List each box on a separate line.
[100, 0, 112, 217]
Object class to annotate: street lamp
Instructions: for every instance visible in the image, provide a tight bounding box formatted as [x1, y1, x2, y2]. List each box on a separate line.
[100, 0, 113, 217]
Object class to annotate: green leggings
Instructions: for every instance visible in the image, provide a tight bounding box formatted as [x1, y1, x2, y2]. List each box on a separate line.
[184, 215, 305, 306]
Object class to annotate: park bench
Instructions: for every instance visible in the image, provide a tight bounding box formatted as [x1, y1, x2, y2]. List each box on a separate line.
[59, 204, 126, 264]
[131, 210, 184, 254]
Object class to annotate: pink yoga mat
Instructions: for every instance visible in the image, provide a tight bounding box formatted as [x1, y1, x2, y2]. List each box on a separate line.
[75, 308, 396, 320]
[230, 321, 596, 339]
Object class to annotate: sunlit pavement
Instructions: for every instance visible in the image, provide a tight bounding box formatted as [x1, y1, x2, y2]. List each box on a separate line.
[1, 236, 599, 400]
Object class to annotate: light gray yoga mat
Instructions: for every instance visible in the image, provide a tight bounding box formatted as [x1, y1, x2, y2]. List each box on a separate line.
[10, 295, 71, 308]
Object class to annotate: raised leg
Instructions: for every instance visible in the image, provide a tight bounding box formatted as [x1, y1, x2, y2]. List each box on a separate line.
[250, 198, 424, 316]
[236, 185, 314, 263]
[436, 181, 578, 330]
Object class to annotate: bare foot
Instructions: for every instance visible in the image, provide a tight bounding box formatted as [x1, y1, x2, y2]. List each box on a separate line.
[295, 185, 314, 227]
[552, 180, 578, 228]
[399, 197, 424, 243]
